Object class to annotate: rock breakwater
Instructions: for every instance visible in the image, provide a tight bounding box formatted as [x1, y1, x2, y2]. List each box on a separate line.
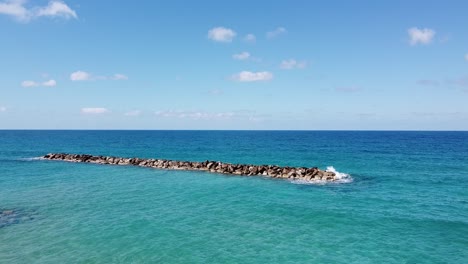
[43, 153, 343, 183]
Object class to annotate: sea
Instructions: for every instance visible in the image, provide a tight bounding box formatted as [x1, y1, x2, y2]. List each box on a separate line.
[0, 130, 467, 263]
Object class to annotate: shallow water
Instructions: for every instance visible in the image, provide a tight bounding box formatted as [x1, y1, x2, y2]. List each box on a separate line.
[1, 131, 467, 263]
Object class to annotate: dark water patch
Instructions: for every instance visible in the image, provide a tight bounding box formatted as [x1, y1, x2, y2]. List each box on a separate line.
[0, 157, 43, 164]
[0, 208, 37, 229]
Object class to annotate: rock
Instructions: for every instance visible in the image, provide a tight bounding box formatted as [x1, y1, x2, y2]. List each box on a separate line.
[249, 166, 258, 175]
[42, 153, 341, 183]
[288, 171, 296, 178]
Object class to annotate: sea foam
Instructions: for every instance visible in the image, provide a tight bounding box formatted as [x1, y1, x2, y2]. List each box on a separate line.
[326, 166, 353, 183]
[19, 157, 45, 161]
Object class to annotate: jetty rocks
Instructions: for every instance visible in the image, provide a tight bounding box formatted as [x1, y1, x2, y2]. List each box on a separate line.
[43, 153, 339, 182]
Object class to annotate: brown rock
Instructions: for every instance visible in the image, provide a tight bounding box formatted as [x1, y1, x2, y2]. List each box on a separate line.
[43, 153, 341, 183]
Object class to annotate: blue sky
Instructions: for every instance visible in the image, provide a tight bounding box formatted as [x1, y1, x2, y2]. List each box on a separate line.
[0, 0, 467, 130]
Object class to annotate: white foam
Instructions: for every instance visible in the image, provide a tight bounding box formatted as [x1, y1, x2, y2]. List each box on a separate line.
[19, 157, 45, 161]
[326, 166, 353, 183]
[290, 179, 327, 185]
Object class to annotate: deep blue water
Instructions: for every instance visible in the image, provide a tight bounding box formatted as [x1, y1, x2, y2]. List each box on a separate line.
[1, 130, 467, 263]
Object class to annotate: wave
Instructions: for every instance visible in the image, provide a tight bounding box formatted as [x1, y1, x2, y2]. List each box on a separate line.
[18, 157, 45, 161]
[291, 166, 353, 185]
[326, 166, 353, 183]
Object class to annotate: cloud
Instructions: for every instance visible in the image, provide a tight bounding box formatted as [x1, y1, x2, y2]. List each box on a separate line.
[0, 106, 6, 112]
[410, 111, 467, 118]
[155, 110, 268, 122]
[244, 34, 256, 43]
[267, 27, 286, 38]
[356, 113, 377, 119]
[449, 76, 468, 88]
[207, 27, 236, 42]
[36, 0, 77, 19]
[280, 59, 307, 69]
[81, 107, 109, 114]
[155, 110, 235, 120]
[21, 79, 57, 87]
[0, 0, 28, 21]
[0, 0, 77, 22]
[231, 71, 273, 82]
[70, 71, 91, 81]
[408, 27, 435, 46]
[422, 76, 468, 93]
[124, 110, 141, 117]
[208, 89, 223, 95]
[70, 71, 128, 81]
[232, 51, 250, 60]
[417, 79, 440, 87]
[111, 74, 128, 80]
[465, 53, 468, 61]
[21, 80, 38, 87]
[335, 86, 361, 93]
[42, 79, 57, 87]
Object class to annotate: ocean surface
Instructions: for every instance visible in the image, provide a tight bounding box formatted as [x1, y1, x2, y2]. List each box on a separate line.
[0, 130, 467, 263]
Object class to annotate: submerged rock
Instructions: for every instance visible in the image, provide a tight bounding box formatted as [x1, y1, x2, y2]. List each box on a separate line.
[0, 209, 36, 229]
[43, 153, 343, 183]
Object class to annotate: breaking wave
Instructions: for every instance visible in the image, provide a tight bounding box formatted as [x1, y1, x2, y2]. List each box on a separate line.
[18, 157, 45, 161]
[326, 166, 353, 183]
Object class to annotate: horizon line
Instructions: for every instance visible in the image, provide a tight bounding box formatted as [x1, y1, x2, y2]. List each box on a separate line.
[0, 129, 467, 132]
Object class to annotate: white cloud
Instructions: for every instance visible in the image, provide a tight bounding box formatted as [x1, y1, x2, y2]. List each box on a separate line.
[335, 86, 361, 93]
[280, 59, 307, 69]
[267, 27, 286, 38]
[231, 71, 273, 82]
[465, 53, 468, 61]
[0, 106, 6, 112]
[81, 107, 109, 114]
[70, 71, 91, 81]
[408, 27, 435, 46]
[207, 27, 236, 42]
[21, 78, 57, 87]
[417, 79, 440, 87]
[155, 110, 235, 120]
[0, 0, 28, 21]
[244, 34, 256, 43]
[42, 79, 56, 87]
[232, 51, 250, 60]
[111, 74, 128, 80]
[449, 76, 468, 88]
[21, 80, 38, 87]
[208, 89, 223, 95]
[0, 0, 77, 22]
[155, 110, 268, 123]
[36, 0, 77, 19]
[124, 110, 141, 116]
[70, 71, 128, 81]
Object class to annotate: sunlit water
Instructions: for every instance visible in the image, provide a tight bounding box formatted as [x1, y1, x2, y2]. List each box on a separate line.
[1, 131, 467, 263]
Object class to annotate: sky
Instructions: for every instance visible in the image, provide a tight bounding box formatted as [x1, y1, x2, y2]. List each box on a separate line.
[0, 0, 468, 130]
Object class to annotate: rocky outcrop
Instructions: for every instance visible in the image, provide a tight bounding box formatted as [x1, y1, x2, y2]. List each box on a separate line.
[43, 153, 339, 182]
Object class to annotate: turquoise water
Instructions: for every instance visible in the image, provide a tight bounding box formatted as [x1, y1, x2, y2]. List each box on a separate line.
[1, 130, 467, 263]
